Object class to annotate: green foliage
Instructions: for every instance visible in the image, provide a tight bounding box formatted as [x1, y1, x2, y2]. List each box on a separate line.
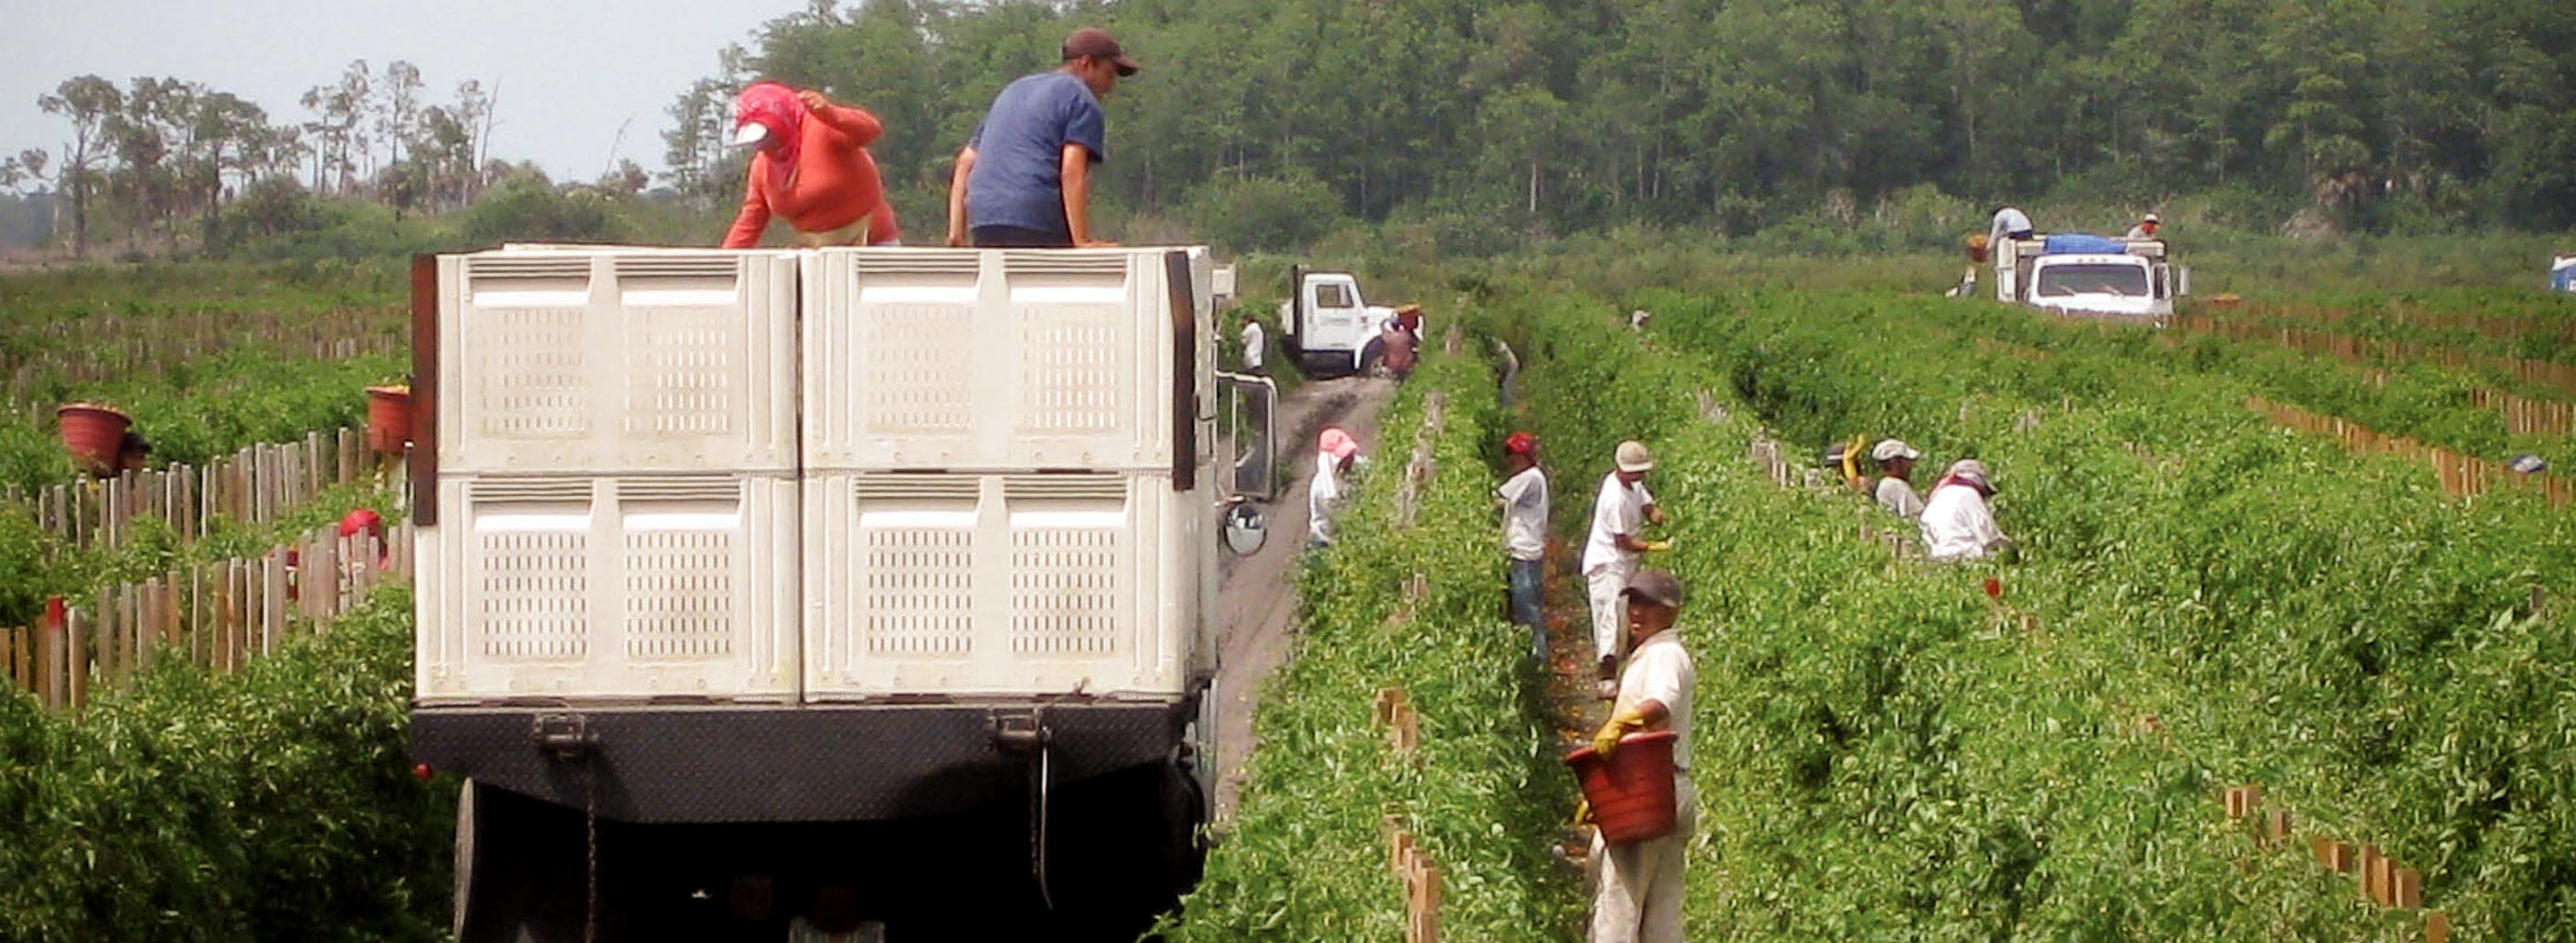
[0, 588, 453, 942]
[696, 0, 2576, 239]
[460, 169, 626, 246]
[1165, 352, 1585, 940]
[1184, 175, 1346, 255]
[1475, 284, 2576, 939]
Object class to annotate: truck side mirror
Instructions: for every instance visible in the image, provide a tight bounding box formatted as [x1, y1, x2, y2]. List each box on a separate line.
[1222, 497, 1268, 556]
[1217, 372, 1280, 501]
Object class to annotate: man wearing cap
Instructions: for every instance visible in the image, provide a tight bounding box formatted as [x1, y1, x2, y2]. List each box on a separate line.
[1496, 432, 1549, 660]
[1920, 459, 2014, 561]
[1871, 439, 1925, 519]
[1585, 568, 1696, 943]
[722, 83, 901, 248]
[946, 26, 1137, 249]
[2125, 214, 2161, 240]
[1308, 426, 1361, 549]
[1582, 441, 1668, 698]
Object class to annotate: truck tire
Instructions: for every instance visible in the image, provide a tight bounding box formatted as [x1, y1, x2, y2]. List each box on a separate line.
[455, 781, 590, 943]
[1358, 337, 1386, 378]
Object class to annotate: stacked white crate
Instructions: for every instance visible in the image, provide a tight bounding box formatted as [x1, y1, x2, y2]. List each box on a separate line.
[799, 248, 1215, 700]
[416, 249, 803, 704]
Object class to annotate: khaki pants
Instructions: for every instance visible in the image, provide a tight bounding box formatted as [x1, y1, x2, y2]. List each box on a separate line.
[791, 218, 897, 248]
[1586, 560, 1637, 666]
[1590, 774, 1694, 943]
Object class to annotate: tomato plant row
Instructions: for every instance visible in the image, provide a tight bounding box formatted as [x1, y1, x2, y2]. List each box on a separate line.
[0, 588, 453, 942]
[1163, 349, 1587, 940]
[1466, 283, 2573, 941]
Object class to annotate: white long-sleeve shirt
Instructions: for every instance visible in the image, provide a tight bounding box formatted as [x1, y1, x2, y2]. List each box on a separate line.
[1989, 207, 2033, 248]
[1307, 453, 1344, 545]
[1581, 473, 1654, 574]
[1920, 482, 2007, 561]
[1498, 466, 1548, 561]
[1241, 320, 1264, 370]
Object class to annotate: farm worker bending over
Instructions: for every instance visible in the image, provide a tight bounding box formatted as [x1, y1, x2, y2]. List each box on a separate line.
[2126, 213, 2161, 239]
[947, 26, 1136, 248]
[1308, 426, 1360, 549]
[1988, 205, 2034, 248]
[1582, 441, 1668, 699]
[1497, 432, 1550, 660]
[1872, 439, 1926, 519]
[1920, 459, 2015, 561]
[1585, 568, 1697, 943]
[721, 83, 900, 248]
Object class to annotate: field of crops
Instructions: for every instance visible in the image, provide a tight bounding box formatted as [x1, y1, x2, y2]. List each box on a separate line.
[1449, 281, 2575, 940]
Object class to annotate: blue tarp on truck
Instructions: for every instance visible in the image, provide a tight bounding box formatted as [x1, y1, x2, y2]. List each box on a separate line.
[2043, 234, 2130, 255]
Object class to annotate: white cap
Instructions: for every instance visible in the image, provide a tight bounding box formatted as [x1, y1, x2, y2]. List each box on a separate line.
[1871, 439, 1920, 462]
[732, 122, 769, 147]
[1947, 459, 1993, 491]
[1615, 440, 1654, 473]
[2142, 213, 2161, 223]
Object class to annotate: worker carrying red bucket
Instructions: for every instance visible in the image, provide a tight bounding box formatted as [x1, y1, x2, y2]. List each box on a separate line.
[1566, 568, 1695, 943]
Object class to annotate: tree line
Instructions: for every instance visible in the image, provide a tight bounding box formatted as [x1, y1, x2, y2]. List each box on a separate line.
[0, 63, 602, 257]
[672, 0, 2576, 246]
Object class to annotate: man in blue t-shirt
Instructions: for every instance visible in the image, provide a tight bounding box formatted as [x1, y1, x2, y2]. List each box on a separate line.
[945, 26, 1137, 248]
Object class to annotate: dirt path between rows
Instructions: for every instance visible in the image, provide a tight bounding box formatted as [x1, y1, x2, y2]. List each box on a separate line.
[1209, 374, 1399, 823]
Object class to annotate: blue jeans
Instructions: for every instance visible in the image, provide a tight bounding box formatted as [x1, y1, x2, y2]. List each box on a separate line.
[1508, 558, 1546, 660]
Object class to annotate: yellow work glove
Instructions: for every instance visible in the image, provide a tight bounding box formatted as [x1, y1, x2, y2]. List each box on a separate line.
[1592, 707, 1650, 757]
[1642, 540, 1674, 553]
[1572, 797, 1595, 827]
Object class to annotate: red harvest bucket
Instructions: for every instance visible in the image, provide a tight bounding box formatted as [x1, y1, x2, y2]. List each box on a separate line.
[56, 403, 132, 476]
[366, 384, 412, 454]
[1565, 730, 1680, 844]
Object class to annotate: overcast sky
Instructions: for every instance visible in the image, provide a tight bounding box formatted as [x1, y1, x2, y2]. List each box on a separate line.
[0, 0, 805, 181]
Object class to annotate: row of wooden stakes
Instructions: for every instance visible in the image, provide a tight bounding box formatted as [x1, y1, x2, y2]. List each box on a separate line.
[2220, 784, 2452, 941]
[2180, 314, 2576, 403]
[2, 517, 415, 712]
[1, 426, 396, 552]
[1373, 684, 1441, 943]
[2245, 396, 2573, 507]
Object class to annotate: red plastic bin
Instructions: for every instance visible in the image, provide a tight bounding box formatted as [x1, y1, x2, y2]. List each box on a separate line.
[1565, 730, 1680, 844]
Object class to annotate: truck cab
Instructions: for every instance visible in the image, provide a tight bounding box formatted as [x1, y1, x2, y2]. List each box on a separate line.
[1995, 236, 2186, 318]
[406, 245, 1274, 942]
[2553, 255, 2574, 294]
[1278, 267, 1401, 376]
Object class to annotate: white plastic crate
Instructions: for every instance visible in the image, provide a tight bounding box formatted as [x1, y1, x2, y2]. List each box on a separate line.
[437, 249, 800, 475]
[800, 472, 1206, 699]
[801, 248, 1215, 472]
[415, 473, 800, 704]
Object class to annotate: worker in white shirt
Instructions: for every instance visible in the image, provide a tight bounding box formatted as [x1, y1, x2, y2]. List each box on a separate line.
[1871, 439, 1925, 519]
[1307, 426, 1359, 549]
[1581, 441, 1668, 699]
[1919, 459, 2014, 561]
[1496, 432, 1549, 661]
[1239, 314, 1265, 374]
[1988, 205, 2034, 248]
[1584, 568, 1696, 943]
[2124, 213, 2161, 239]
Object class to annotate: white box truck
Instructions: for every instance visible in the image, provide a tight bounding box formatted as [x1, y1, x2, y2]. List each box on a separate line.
[1994, 235, 2187, 318]
[406, 246, 1274, 942]
[1277, 267, 1407, 376]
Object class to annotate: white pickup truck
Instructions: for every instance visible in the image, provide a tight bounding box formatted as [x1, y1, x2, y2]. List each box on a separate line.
[405, 245, 1274, 942]
[1994, 235, 2188, 318]
[1278, 267, 1406, 376]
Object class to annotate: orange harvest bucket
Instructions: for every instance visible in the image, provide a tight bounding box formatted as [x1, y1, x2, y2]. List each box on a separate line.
[1565, 730, 1680, 844]
[56, 403, 132, 477]
[366, 384, 412, 454]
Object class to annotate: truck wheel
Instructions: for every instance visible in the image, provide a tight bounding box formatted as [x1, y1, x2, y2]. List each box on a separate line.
[1358, 338, 1386, 378]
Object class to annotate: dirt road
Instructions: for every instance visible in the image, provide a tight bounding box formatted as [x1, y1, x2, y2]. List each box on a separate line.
[1208, 374, 1399, 822]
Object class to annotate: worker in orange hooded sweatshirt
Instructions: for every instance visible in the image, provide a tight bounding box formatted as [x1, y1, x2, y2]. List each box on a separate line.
[721, 81, 901, 248]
